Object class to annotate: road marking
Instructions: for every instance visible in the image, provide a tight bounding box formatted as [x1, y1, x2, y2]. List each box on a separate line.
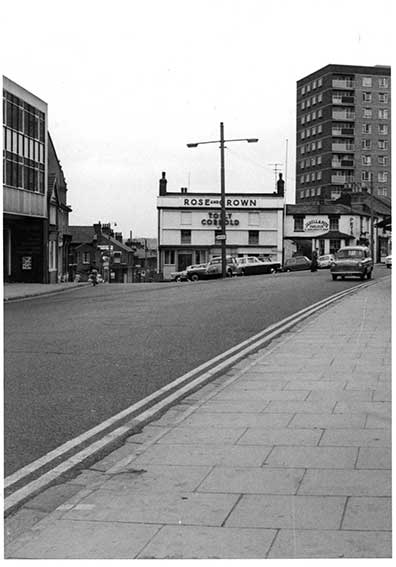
[4, 281, 375, 515]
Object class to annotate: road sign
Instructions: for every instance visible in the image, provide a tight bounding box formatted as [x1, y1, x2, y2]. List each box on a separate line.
[216, 235, 226, 240]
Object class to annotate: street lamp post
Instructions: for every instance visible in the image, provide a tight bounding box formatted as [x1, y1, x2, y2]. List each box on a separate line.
[187, 122, 258, 278]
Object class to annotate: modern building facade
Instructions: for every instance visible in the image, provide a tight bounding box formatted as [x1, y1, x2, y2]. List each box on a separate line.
[3, 76, 48, 282]
[157, 172, 285, 280]
[296, 64, 391, 204]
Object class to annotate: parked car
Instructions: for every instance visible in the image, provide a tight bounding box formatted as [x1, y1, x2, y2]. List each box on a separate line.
[187, 257, 238, 280]
[283, 256, 312, 272]
[186, 263, 209, 281]
[330, 246, 373, 280]
[235, 256, 281, 276]
[170, 269, 188, 282]
[317, 254, 335, 269]
[385, 254, 392, 269]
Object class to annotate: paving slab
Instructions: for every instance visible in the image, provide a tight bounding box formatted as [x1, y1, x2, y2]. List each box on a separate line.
[137, 525, 277, 559]
[268, 529, 391, 558]
[298, 469, 391, 496]
[342, 496, 392, 530]
[225, 494, 346, 529]
[319, 428, 391, 447]
[288, 413, 366, 429]
[356, 447, 392, 469]
[237, 427, 322, 446]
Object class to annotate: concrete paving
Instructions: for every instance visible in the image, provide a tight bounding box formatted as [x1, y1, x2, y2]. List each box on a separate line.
[4, 277, 392, 559]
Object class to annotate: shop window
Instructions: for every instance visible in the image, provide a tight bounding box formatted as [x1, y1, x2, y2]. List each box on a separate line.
[82, 251, 90, 264]
[164, 250, 175, 264]
[329, 239, 341, 254]
[248, 230, 259, 245]
[329, 217, 339, 231]
[181, 229, 191, 244]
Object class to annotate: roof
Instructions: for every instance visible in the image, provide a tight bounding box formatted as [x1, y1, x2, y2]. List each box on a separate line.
[287, 203, 353, 215]
[319, 230, 354, 240]
[69, 226, 96, 243]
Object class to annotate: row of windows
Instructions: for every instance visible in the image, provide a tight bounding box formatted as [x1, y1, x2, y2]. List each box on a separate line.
[362, 108, 389, 119]
[361, 171, 389, 183]
[300, 77, 323, 95]
[4, 127, 45, 164]
[294, 216, 340, 232]
[361, 76, 389, 88]
[362, 124, 389, 135]
[361, 155, 388, 166]
[362, 92, 389, 103]
[4, 156, 45, 193]
[301, 124, 323, 138]
[301, 109, 323, 123]
[362, 136, 389, 149]
[180, 230, 260, 246]
[300, 156, 322, 168]
[299, 186, 388, 199]
[3, 95, 45, 142]
[300, 171, 323, 183]
[300, 92, 323, 109]
[300, 140, 323, 154]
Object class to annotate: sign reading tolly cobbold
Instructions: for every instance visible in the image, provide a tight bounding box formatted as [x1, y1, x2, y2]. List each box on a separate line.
[201, 212, 240, 226]
[304, 219, 329, 232]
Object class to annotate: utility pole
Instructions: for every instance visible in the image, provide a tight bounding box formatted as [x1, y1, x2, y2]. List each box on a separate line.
[370, 174, 375, 262]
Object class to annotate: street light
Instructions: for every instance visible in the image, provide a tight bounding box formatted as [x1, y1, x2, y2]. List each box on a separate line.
[187, 122, 258, 278]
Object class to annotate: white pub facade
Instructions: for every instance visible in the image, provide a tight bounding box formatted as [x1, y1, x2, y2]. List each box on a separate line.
[157, 173, 285, 280]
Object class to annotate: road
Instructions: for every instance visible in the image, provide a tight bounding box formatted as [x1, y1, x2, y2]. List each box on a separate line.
[4, 268, 385, 475]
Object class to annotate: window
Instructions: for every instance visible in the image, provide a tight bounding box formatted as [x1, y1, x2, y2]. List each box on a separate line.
[378, 124, 388, 135]
[305, 173, 310, 182]
[363, 92, 372, 102]
[313, 80, 317, 89]
[317, 140, 322, 149]
[312, 95, 317, 104]
[362, 124, 372, 134]
[362, 77, 372, 87]
[311, 172, 315, 181]
[361, 171, 371, 182]
[82, 251, 90, 264]
[312, 126, 316, 135]
[305, 159, 310, 167]
[379, 93, 388, 103]
[362, 139, 371, 150]
[363, 108, 372, 118]
[318, 124, 322, 133]
[311, 141, 316, 150]
[301, 101, 305, 110]
[300, 175, 305, 183]
[305, 189, 310, 197]
[113, 251, 121, 264]
[378, 77, 389, 88]
[307, 84, 311, 92]
[164, 250, 175, 264]
[362, 155, 372, 165]
[329, 217, 339, 231]
[301, 86, 306, 95]
[377, 187, 388, 196]
[378, 156, 387, 166]
[49, 241, 57, 270]
[317, 93, 322, 102]
[318, 109, 323, 118]
[318, 78, 323, 87]
[300, 160, 305, 169]
[312, 111, 316, 120]
[301, 131, 305, 139]
[317, 171, 322, 180]
[306, 99, 311, 107]
[248, 230, 259, 245]
[306, 113, 311, 122]
[311, 157, 316, 166]
[300, 191, 305, 199]
[311, 188, 316, 196]
[316, 187, 321, 196]
[317, 156, 322, 165]
[378, 109, 388, 119]
[181, 229, 191, 244]
[300, 146, 305, 154]
[301, 116, 305, 124]
[378, 140, 388, 150]
[294, 217, 304, 231]
[378, 172, 388, 183]
[248, 212, 259, 226]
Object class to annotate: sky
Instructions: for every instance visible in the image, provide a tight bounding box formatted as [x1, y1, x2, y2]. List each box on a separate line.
[2, 0, 394, 238]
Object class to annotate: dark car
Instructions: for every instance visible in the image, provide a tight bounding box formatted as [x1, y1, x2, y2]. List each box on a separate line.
[187, 257, 238, 281]
[283, 256, 312, 272]
[186, 263, 209, 281]
[235, 256, 281, 276]
[330, 246, 373, 280]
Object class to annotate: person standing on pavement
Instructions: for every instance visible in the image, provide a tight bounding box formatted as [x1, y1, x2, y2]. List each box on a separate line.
[310, 250, 318, 272]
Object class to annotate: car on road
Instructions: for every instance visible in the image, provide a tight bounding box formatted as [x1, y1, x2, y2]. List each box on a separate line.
[186, 263, 210, 281]
[187, 257, 238, 280]
[283, 256, 312, 272]
[330, 246, 373, 280]
[317, 254, 335, 269]
[385, 254, 392, 269]
[170, 269, 188, 282]
[235, 256, 281, 276]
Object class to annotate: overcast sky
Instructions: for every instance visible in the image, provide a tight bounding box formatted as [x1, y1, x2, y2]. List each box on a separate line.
[2, 0, 394, 238]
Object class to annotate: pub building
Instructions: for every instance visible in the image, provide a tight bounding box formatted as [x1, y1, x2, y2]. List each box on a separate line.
[157, 172, 285, 280]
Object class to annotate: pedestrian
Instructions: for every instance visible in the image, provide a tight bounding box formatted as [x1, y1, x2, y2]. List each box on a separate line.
[310, 250, 318, 272]
[89, 266, 98, 286]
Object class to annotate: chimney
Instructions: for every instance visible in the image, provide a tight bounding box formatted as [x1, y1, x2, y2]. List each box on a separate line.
[159, 171, 167, 195]
[114, 232, 123, 243]
[276, 173, 285, 197]
[181, 187, 188, 194]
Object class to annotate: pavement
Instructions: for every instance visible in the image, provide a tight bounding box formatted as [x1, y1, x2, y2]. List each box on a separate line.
[3, 282, 90, 301]
[4, 276, 392, 559]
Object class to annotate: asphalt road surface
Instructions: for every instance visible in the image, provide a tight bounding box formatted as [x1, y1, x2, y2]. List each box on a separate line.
[4, 268, 383, 475]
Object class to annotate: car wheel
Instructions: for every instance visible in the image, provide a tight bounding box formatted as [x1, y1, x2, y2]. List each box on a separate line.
[287, 268, 291, 273]
[175, 276, 181, 282]
[332, 274, 337, 280]
[240, 269, 246, 276]
[226, 269, 233, 277]
[191, 274, 199, 282]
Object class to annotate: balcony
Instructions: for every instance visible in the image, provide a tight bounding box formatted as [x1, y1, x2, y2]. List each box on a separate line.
[331, 174, 355, 185]
[332, 110, 355, 121]
[3, 186, 47, 218]
[332, 79, 355, 89]
[332, 143, 355, 152]
[332, 127, 355, 136]
[332, 159, 355, 168]
[332, 95, 355, 105]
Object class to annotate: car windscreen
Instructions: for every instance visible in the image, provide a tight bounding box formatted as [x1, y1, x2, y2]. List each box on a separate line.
[336, 249, 364, 259]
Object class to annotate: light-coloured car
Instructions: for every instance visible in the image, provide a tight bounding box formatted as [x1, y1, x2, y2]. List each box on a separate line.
[170, 269, 188, 282]
[186, 263, 209, 281]
[385, 254, 392, 269]
[317, 254, 335, 269]
[235, 256, 281, 275]
[330, 246, 373, 280]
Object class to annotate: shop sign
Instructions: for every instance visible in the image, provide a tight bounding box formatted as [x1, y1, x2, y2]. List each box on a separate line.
[201, 212, 240, 226]
[183, 197, 257, 207]
[304, 219, 329, 232]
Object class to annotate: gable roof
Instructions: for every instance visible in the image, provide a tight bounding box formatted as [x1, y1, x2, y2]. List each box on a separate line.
[69, 225, 96, 243]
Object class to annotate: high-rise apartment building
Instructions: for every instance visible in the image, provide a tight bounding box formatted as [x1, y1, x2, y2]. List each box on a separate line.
[296, 64, 391, 203]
